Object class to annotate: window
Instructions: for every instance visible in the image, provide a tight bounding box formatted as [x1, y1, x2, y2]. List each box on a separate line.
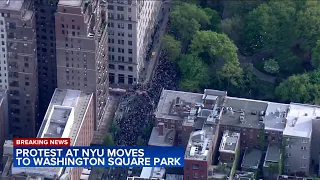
[128, 41, 132, 46]
[128, 49, 132, 54]
[118, 74, 125, 84]
[302, 139, 308, 143]
[128, 24, 132, 30]
[301, 164, 306, 168]
[118, 65, 124, 70]
[109, 64, 115, 69]
[301, 146, 307, 150]
[301, 155, 306, 159]
[128, 57, 132, 62]
[128, 66, 133, 71]
[128, 75, 133, 84]
[192, 164, 199, 170]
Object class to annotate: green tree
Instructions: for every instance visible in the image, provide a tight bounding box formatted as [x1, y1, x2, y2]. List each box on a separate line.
[221, 0, 264, 18]
[170, 3, 211, 41]
[109, 120, 119, 136]
[221, 15, 244, 46]
[296, 1, 320, 50]
[103, 134, 115, 146]
[274, 73, 320, 104]
[162, 35, 182, 62]
[203, 8, 221, 31]
[190, 30, 238, 64]
[244, 1, 297, 53]
[178, 54, 209, 91]
[276, 49, 302, 75]
[264, 59, 280, 74]
[217, 61, 243, 88]
[312, 40, 320, 69]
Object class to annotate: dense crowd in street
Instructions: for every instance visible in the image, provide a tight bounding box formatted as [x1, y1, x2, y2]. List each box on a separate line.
[115, 51, 179, 146]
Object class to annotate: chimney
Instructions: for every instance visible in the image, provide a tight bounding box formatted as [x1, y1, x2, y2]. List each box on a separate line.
[158, 122, 164, 136]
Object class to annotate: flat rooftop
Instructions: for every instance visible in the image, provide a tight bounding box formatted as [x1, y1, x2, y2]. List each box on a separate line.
[220, 97, 268, 129]
[155, 89, 203, 121]
[264, 144, 281, 167]
[140, 167, 165, 179]
[0, 0, 23, 11]
[283, 103, 317, 138]
[59, 0, 83, 7]
[185, 127, 215, 161]
[241, 149, 262, 170]
[264, 102, 289, 132]
[10, 89, 93, 178]
[219, 130, 240, 153]
[148, 127, 175, 146]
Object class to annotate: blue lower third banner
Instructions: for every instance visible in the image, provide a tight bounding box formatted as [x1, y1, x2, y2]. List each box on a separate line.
[13, 146, 184, 168]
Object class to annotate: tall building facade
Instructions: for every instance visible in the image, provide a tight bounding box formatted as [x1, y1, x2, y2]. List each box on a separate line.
[2, 89, 94, 179]
[107, 0, 162, 86]
[55, 0, 108, 129]
[0, 0, 39, 137]
[34, 0, 59, 122]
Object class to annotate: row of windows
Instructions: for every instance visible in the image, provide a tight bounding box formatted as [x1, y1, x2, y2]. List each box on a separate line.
[109, 73, 134, 84]
[108, 22, 133, 30]
[108, 30, 133, 38]
[109, 64, 133, 71]
[108, 55, 133, 62]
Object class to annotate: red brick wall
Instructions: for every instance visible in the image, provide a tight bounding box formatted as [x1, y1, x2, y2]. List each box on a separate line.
[184, 159, 208, 180]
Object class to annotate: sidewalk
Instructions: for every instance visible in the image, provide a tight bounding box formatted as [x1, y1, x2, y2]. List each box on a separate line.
[142, 2, 173, 84]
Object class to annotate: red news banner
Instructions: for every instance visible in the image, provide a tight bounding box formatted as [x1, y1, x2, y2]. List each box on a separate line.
[13, 138, 70, 146]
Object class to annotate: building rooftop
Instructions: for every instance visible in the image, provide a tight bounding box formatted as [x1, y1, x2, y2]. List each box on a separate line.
[140, 167, 165, 179]
[155, 90, 203, 121]
[10, 89, 93, 179]
[0, 0, 23, 11]
[264, 144, 281, 167]
[283, 103, 316, 138]
[264, 102, 289, 132]
[220, 97, 268, 129]
[185, 127, 215, 161]
[58, 0, 83, 7]
[219, 130, 240, 154]
[277, 175, 314, 180]
[241, 149, 262, 170]
[148, 126, 175, 146]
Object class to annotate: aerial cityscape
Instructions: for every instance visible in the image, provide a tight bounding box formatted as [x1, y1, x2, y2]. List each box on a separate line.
[1, 0, 320, 179]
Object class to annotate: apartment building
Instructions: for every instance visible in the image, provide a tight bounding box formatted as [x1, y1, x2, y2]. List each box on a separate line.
[154, 89, 227, 147]
[55, 0, 109, 129]
[219, 97, 268, 149]
[218, 130, 240, 164]
[1, 88, 94, 179]
[263, 102, 289, 146]
[0, 0, 39, 137]
[283, 103, 312, 176]
[107, 0, 162, 86]
[184, 128, 216, 180]
[34, 0, 59, 121]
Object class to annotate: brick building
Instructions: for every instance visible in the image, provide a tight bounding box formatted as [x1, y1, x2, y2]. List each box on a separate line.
[154, 89, 227, 147]
[55, 0, 108, 129]
[0, 0, 39, 137]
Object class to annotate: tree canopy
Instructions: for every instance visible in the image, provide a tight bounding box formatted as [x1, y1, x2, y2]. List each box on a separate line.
[244, 1, 297, 53]
[275, 70, 320, 104]
[296, 1, 320, 50]
[163, 34, 182, 62]
[178, 54, 209, 92]
[264, 59, 279, 74]
[170, 3, 211, 41]
[190, 31, 238, 64]
[311, 40, 320, 69]
[103, 134, 115, 146]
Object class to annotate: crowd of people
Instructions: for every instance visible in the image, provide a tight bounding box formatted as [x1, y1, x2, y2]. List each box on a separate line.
[115, 51, 179, 146]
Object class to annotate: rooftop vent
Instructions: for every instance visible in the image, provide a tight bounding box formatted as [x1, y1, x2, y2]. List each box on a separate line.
[175, 97, 180, 104]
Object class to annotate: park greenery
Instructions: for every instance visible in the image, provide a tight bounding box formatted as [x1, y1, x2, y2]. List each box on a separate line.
[163, 0, 320, 104]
